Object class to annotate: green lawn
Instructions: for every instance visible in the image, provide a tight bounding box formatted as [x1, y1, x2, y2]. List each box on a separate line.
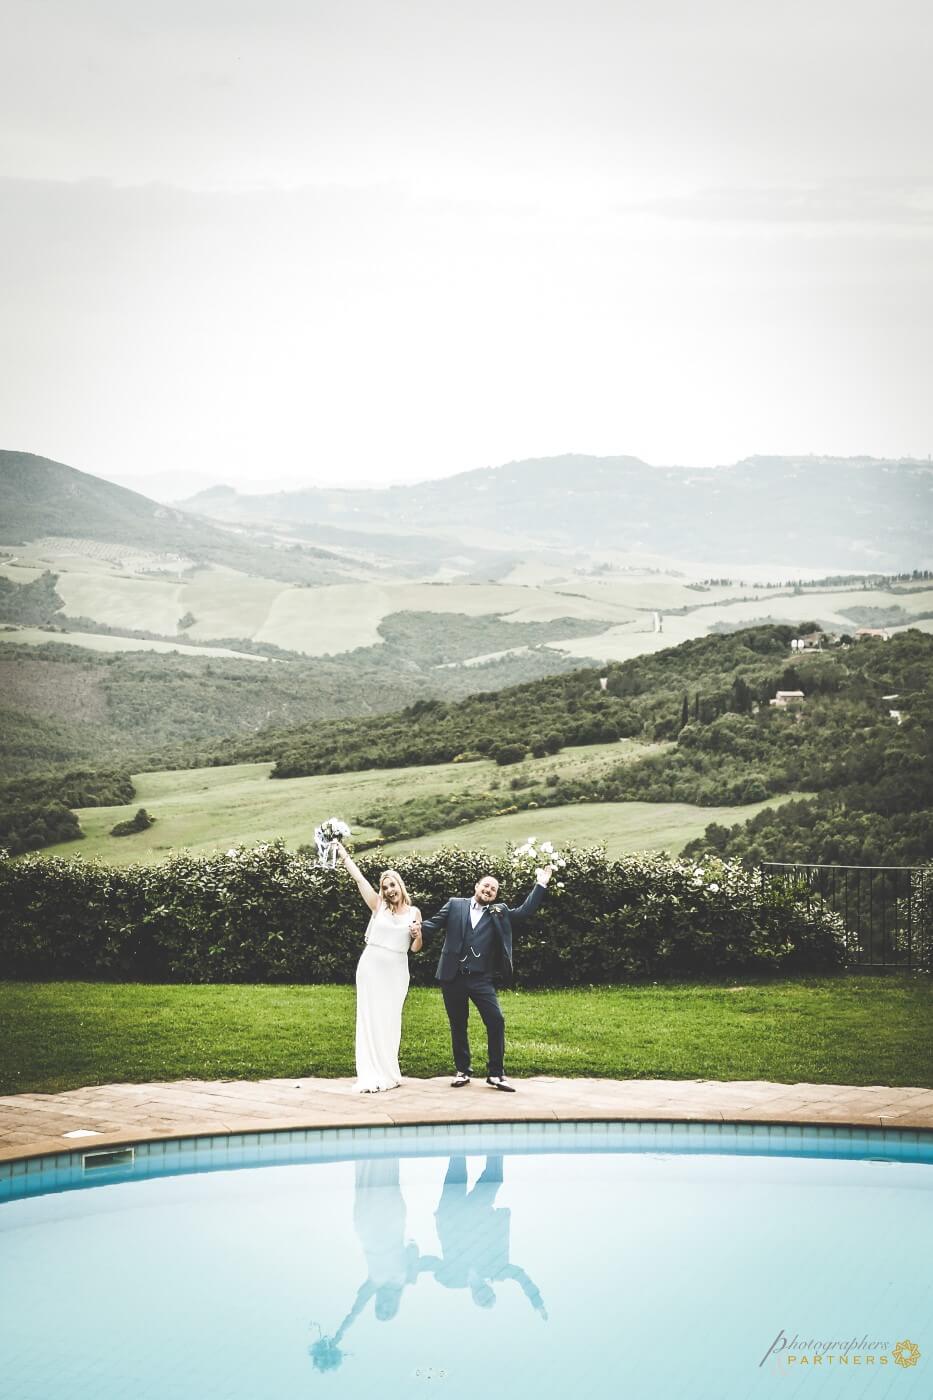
[3, 977, 931, 1095]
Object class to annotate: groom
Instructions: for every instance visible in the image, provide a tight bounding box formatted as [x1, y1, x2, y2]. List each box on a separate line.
[413, 864, 553, 1092]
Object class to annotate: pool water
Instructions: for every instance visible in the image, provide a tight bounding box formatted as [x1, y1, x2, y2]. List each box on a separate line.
[1, 1122, 930, 1399]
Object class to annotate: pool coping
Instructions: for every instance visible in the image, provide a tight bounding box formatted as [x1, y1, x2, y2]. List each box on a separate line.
[2, 1075, 932, 1165]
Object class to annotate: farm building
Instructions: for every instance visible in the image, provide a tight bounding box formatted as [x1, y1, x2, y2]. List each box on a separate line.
[769, 690, 806, 708]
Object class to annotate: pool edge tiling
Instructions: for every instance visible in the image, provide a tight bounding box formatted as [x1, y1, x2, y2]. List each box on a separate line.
[2, 1074, 933, 1170]
[2, 1119, 933, 1206]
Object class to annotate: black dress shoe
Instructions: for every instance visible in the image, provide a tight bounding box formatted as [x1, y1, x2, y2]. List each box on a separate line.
[451, 1072, 471, 1087]
[486, 1076, 516, 1092]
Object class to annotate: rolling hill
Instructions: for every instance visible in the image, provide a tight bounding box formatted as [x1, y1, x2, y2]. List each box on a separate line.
[180, 453, 933, 574]
[0, 451, 352, 585]
[4, 451, 933, 673]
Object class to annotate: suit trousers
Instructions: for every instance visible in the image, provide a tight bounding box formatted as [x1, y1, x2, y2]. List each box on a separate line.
[440, 971, 506, 1078]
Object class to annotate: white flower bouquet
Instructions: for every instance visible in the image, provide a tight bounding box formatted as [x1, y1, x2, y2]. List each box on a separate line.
[509, 836, 567, 893]
[314, 817, 351, 869]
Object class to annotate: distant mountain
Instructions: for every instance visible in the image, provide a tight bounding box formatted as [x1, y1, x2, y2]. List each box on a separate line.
[103, 468, 227, 504]
[179, 453, 933, 572]
[0, 452, 349, 584]
[4, 449, 931, 580]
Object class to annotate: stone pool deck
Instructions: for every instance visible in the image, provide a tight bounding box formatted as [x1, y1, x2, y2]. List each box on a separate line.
[1, 1076, 932, 1162]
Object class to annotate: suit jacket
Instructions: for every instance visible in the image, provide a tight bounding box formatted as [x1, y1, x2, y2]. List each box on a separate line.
[422, 882, 547, 983]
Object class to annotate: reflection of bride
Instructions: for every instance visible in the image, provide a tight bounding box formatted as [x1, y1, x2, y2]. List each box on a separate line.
[309, 1158, 433, 1372]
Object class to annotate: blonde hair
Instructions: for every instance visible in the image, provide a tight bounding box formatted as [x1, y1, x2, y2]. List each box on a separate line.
[378, 868, 411, 908]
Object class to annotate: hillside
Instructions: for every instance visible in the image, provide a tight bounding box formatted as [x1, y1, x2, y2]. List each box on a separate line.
[0, 627, 593, 779]
[8, 625, 932, 869]
[4, 452, 933, 673]
[180, 453, 933, 574]
[35, 757, 800, 867]
[250, 625, 933, 867]
[0, 451, 350, 585]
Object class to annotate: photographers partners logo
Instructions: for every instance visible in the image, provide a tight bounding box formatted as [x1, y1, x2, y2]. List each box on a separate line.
[760, 1330, 921, 1374]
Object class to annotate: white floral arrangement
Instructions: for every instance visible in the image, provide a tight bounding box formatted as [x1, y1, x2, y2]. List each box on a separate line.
[509, 836, 567, 893]
[314, 817, 351, 868]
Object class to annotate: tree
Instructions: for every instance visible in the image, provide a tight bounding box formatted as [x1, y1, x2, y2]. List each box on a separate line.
[730, 677, 753, 714]
[492, 744, 526, 766]
[111, 807, 156, 837]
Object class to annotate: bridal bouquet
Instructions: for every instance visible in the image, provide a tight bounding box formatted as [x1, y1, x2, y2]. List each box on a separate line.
[509, 836, 567, 893]
[314, 817, 351, 869]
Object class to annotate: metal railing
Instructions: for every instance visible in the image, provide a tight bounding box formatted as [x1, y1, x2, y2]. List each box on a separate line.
[759, 862, 931, 970]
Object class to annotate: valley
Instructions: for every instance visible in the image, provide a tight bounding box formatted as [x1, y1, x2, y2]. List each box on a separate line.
[2, 450, 931, 876]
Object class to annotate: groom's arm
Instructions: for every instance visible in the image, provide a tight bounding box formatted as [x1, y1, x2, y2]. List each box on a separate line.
[507, 874, 551, 922]
[494, 1264, 547, 1317]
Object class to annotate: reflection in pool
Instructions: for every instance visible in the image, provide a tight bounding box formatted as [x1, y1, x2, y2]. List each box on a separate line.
[0, 1121, 930, 1399]
[310, 1155, 545, 1373]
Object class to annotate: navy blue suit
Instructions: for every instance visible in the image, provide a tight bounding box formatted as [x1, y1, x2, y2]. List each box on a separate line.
[421, 882, 547, 1077]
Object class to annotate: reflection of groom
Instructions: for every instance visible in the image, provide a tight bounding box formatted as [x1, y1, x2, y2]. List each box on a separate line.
[423, 1156, 547, 1316]
[415, 865, 553, 1091]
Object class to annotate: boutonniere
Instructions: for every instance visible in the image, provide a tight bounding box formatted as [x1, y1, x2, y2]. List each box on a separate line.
[489, 903, 507, 915]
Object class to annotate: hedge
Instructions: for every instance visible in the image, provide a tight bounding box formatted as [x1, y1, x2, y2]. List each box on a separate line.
[0, 843, 846, 984]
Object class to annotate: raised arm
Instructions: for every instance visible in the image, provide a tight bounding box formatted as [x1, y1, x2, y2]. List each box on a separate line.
[507, 867, 553, 921]
[335, 842, 379, 912]
[494, 1263, 548, 1318]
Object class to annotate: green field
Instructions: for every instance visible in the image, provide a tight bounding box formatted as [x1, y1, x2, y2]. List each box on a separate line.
[0, 625, 266, 660]
[38, 741, 645, 862]
[3, 977, 931, 1094]
[36, 738, 799, 865]
[378, 793, 802, 861]
[8, 538, 930, 664]
[552, 585, 933, 661]
[4, 545, 639, 656]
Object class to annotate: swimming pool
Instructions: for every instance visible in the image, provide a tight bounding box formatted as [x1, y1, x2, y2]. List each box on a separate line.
[1, 1121, 930, 1399]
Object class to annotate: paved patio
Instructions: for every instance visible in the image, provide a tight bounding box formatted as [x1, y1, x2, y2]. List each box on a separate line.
[2, 1075, 932, 1162]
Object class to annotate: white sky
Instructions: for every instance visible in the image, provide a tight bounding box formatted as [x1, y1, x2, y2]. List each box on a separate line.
[2, 0, 932, 491]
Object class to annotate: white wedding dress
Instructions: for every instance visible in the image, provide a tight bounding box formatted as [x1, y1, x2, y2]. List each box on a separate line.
[354, 903, 413, 1092]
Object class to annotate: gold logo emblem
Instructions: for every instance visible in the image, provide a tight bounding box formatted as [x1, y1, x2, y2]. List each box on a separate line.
[892, 1340, 921, 1369]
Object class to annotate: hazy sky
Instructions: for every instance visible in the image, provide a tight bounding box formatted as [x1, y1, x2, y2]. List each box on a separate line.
[2, 0, 932, 492]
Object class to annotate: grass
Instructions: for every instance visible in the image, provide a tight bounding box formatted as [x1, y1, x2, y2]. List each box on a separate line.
[36, 741, 800, 866]
[379, 793, 801, 860]
[3, 977, 931, 1095]
[0, 626, 265, 660]
[37, 740, 657, 864]
[237, 578, 640, 654]
[55, 568, 184, 634]
[36, 738, 802, 864]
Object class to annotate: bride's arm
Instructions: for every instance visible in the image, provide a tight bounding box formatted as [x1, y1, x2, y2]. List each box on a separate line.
[335, 843, 379, 912]
[409, 907, 423, 953]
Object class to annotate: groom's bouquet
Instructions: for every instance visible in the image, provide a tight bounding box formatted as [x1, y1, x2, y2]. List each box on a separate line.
[509, 836, 567, 893]
[314, 817, 351, 868]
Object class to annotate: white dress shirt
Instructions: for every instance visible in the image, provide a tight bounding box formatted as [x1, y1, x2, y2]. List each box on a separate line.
[469, 899, 487, 929]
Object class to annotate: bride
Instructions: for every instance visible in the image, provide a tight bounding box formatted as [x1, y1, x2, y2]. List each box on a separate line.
[336, 843, 422, 1092]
